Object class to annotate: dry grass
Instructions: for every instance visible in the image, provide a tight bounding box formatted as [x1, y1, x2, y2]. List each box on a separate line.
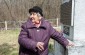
[0, 29, 20, 55]
[0, 30, 19, 45]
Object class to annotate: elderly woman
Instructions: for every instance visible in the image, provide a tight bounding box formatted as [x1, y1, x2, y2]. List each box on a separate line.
[18, 6, 74, 55]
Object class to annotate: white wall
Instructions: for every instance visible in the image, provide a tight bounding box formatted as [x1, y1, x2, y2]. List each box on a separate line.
[74, 0, 85, 40]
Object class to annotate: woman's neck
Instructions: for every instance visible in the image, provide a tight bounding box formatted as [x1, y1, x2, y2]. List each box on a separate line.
[34, 21, 41, 28]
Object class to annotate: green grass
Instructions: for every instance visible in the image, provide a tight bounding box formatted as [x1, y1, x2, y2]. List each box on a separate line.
[0, 30, 19, 55]
[0, 29, 54, 55]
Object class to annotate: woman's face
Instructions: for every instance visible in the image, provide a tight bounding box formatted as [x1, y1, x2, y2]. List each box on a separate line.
[29, 12, 40, 24]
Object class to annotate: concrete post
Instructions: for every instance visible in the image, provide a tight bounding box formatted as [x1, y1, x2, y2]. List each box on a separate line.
[54, 0, 85, 55]
[67, 0, 85, 55]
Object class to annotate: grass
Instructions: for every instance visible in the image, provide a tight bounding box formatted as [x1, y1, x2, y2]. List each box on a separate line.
[0, 29, 54, 55]
[0, 29, 19, 55]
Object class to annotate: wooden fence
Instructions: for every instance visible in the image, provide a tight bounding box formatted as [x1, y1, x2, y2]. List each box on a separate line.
[0, 19, 59, 30]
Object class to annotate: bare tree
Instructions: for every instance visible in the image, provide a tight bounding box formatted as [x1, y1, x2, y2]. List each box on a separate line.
[0, 0, 61, 21]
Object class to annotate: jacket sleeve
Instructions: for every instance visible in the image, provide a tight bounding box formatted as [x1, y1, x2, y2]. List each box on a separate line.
[18, 24, 37, 52]
[49, 24, 69, 47]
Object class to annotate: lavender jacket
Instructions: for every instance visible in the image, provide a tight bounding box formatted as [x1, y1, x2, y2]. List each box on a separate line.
[18, 18, 69, 55]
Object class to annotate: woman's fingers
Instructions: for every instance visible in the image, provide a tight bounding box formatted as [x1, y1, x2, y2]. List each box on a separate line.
[37, 42, 44, 51]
